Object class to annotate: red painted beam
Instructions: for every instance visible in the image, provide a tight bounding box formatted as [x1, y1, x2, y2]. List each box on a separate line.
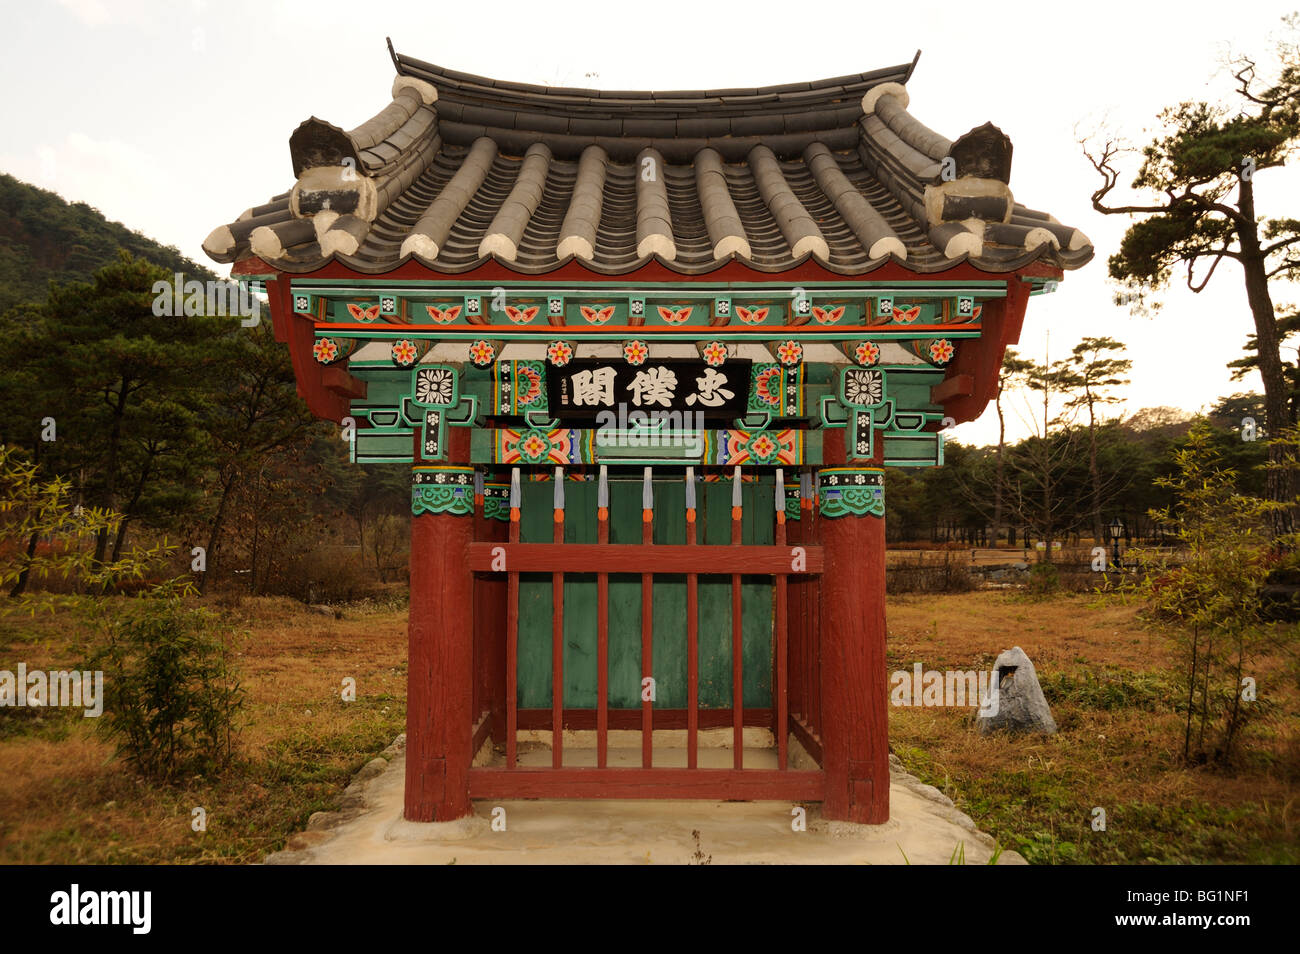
[468, 767, 825, 801]
[270, 278, 349, 423]
[515, 708, 773, 730]
[321, 366, 367, 399]
[942, 273, 1034, 424]
[930, 373, 974, 405]
[466, 543, 823, 575]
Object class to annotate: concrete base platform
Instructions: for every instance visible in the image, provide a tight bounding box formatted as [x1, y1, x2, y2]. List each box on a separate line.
[267, 736, 1024, 865]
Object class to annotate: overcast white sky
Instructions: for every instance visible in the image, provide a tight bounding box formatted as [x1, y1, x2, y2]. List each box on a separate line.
[2, 0, 1297, 445]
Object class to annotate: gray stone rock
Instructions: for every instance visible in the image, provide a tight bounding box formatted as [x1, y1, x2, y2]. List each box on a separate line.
[976, 646, 1057, 735]
[354, 757, 389, 783]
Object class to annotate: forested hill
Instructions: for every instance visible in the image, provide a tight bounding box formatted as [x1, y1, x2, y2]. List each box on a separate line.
[0, 172, 216, 313]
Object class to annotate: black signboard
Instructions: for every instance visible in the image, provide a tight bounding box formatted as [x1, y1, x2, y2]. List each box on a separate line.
[545, 359, 751, 424]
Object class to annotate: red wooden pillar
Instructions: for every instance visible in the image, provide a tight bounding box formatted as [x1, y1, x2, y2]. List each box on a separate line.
[406, 428, 476, 822]
[818, 428, 889, 824]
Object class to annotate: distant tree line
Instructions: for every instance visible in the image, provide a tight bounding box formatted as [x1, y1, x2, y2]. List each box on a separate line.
[888, 382, 1269, 554]
[0, 252, 410, 599]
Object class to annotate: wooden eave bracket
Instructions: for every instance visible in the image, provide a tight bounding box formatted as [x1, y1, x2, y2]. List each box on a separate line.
[322, 366, 367, 400]
[930, 373, 974, 405]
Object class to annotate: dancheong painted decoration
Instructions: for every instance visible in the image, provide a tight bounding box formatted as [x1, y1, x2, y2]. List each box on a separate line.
[204, 39, 1090, 825]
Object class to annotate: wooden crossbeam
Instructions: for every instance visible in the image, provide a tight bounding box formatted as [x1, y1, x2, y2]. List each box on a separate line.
[468, 767, 825, 801]
[466, 543, 823, 575]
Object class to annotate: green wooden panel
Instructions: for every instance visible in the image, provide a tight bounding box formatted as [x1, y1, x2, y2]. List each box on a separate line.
[514, 475, 774, 709]
[516, 481, 557, 709]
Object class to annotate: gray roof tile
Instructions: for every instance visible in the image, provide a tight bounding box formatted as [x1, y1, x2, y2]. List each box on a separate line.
[208, 51, 1093, 277]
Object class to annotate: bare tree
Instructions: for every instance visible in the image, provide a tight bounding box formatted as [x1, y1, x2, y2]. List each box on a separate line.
[1081, 16, 1300, 531]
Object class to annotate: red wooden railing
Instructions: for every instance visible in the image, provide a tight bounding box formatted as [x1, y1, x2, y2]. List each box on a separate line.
[466, 466, 826, 801]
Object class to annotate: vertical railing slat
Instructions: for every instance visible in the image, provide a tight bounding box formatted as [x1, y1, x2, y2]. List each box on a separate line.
[596, 464, 609, 769]
[774, 468, 788, 771]
[552, 467, 565, 769]
[788, 470, 803, 729]
[641, 466, 654, 769]
[730, 466, 744, 770]
[799, 471, 813, 736]
[810, 473, 822, 738]
[506, 467, 521, 769]
[685, 466, 698, 770]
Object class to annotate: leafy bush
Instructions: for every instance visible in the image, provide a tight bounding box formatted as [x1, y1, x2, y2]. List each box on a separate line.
[1027, 562, 1059, 596]
[0, 444, 176, 602]
[91, 596, 243, 780]
[1125, 424, 1282, 767]
[1038, 670, 1172, 711]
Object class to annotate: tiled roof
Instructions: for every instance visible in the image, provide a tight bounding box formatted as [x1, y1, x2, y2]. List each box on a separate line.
[204, 43, 1092, 276]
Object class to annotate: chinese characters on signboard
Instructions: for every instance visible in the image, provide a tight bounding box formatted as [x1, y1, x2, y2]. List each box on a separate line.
[546, 359, 751, 423]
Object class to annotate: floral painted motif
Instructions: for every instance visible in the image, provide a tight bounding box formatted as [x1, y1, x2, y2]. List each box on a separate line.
[701, 341, 728, 366]
[495, 428, 594, 465]
[505, 305, 540, 324]
[657, 306, 692, 324]
[546, 340, 574, 366]
[515, 365, 543, 407]
[313, 338, 339, 363]
[855, 341, 881, 366]
[928, 339, 955, 364]
[746, 432, 778, 462]
[753, 366, 783, 407]
[623, 340, 649, 365]
[520, 432, 550, 461]
[736, 306, 769, 324]
[391, 339, 419, 367]
[468, 340, 496, 366]
[700, 428, 802, 465]
[892, 305, 922, 323]
[812, 305, 845, 325]
[425, 304, 461, 323]
[579, 305, 615, 324]
[415, 367, 455, 405]
[346, 303, 381, 322]
[775, 339, 803, 366]
[843, 368, 884, 406]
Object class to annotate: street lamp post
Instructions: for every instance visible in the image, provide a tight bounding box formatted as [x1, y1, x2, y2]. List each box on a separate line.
[1108, 517, 1124, 571]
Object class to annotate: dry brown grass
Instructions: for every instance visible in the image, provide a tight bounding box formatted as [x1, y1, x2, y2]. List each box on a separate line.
[887, 591, 1300, 863]
[0, 595, 408, 864]
[1, 589, 1295, 863]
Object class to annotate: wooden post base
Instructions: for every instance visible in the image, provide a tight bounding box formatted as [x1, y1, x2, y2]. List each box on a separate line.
[406, 459, 476, 823]
[818, 430, 890, 824]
